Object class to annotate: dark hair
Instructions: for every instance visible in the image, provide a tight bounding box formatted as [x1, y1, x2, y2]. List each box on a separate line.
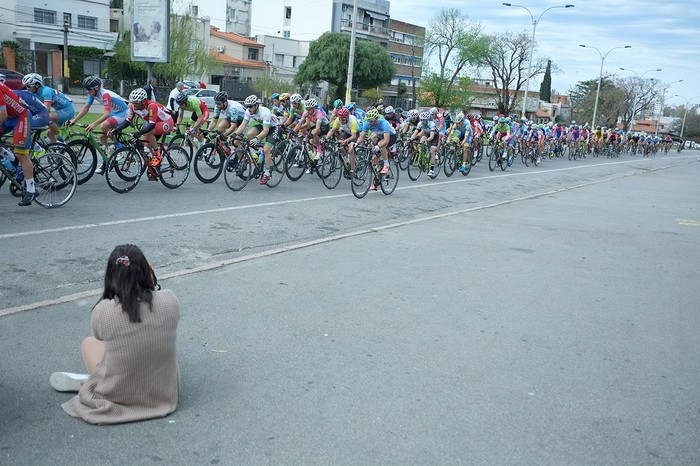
[95, 244, 158, 323]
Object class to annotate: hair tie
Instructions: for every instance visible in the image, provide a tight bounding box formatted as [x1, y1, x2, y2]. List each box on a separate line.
[115, 256, 130, 267]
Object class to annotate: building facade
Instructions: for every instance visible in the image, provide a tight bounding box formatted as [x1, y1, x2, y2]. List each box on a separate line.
[209, 26, 268, 100]
[383, 19, 424, 108]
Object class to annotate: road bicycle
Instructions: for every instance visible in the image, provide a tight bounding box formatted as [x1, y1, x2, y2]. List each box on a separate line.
[223, 137, 284, 191]
[283, 133, 325, 182]
[488, 139, 511, 172]
[317, 139, 354, 190]
[192, 129, 232, 183]
[0, 140, 77, 207]
[406, 140, 438, 181]
[64, 124, 127, 184]
[104, 135, 190, 193]
[350, 143, 399, 199]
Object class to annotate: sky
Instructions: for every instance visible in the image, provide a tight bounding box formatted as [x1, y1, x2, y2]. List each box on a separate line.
[388, 0, 700, 107]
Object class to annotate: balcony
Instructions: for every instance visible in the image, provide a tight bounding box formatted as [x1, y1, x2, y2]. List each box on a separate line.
[341, 19, 390, 39]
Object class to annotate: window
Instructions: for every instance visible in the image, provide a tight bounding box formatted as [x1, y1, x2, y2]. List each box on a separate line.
[285, 7, 292, 19]
[283, 30, 290, 38]
[34, 8, 56, 25]
[275, 54, 284, 67]
[191, 5, 198, 16]
[63, 13, 72, 27]
[78, 15, 97, 30]
[227, 7, 236, 22]
[248, 48, 258, 60]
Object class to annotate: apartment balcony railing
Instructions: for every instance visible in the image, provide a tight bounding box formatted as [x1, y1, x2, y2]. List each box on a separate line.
[340, 19, 390, 38]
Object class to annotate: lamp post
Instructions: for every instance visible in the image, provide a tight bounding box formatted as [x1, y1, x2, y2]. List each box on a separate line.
[619, 67, 662, 129]
[655, 79, 683, 134]
[503, 3, 574, 118]
[579, 44, 631, 128]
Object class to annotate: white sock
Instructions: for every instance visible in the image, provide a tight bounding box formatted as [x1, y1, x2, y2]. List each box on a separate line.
[26, 178, 36, 193]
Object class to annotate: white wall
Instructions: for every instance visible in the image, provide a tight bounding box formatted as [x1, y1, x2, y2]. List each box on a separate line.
[251, 0, 332, 41]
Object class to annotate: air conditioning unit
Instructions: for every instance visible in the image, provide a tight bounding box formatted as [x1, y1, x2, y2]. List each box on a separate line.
[216, 45, 226, 53]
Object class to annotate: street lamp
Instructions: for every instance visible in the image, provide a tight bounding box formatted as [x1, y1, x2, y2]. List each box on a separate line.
[579, 44, 631, 128]
[619, 67, 662, 128]
[503, 3, 575, 118]
[655, 79, 684, 133]
[676, 95, 700, 139]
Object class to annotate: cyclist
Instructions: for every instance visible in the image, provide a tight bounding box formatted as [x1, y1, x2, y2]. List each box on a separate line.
[22, 73, 75, 143]
[174, 91, 209, 150]
[109, 88, 174, 167]
[281, 93, 305, 129]
[0, 81, 40, 205]
[296, 98, 330, 161]
[491, 116, 513, 162]
[411, 111, 439, 177]
[325, 106, 359, 171]
[233, 94, 279, 185]
[270, 93, 283, 117]
[402, 109, 421, 136]
[208, 91, 245, 137]
[329, 98, 345, 123]
[383, 106, 402, 131]
[68, 76, 128, 154]
[355, 108, 395, 190]
[448, 112, 472, 173]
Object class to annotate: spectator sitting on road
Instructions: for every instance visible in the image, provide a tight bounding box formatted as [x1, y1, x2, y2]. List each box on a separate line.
[50, 244, 181, 425]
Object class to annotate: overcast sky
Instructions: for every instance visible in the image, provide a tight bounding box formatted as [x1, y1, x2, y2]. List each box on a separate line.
[388, 0, 700, 107]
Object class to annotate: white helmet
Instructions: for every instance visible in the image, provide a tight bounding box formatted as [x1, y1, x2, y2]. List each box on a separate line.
[408, 109, 419, 118]
[22, 73, 43, 87]
[244, 94, 260, 107]
[129, 88, 148, 102]
[419, 111, 430, 120]
[290, 93, 302, 104]
[455, 112, 465, 121]
[383, 105, 395, 114]
[305, 98, 317, 108]
[429, 107, 438, 115]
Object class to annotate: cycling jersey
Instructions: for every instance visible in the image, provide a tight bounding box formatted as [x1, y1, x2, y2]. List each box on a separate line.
[213, 100, 245, 122]
[179, 96, 208, 119]
[36, 85, 75, 124]
[120, 100, 173, 136]
[243, 105, 278, 127]
[0, 82, 31, 148]
[431, 114, 445, 134]
[570, 128, 581, 141]
[302, 107, 329, 127]
[331, 114, 359, 135]
[361, 117, 396, 136]
[289, 103, 306, 121]
[88, 88, 128, 116]
[449, 120, 471, 143]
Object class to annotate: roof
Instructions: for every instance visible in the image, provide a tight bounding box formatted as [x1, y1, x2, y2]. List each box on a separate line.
[535, 110, 550, 118]
[210, 51, 268, 69]
[210, 26, 264, 47]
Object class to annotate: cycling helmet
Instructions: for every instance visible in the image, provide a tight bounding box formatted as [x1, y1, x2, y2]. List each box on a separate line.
[336, 107, 349, 119]
[279, 93, 290, 102]
[419, 111, 430, 121]
[506, 117, 512, 123]
[520, 116, 527, 122]
[376, 104, 384, 113]
[443, 110, 450, 117]
[214, 91, 228, 102]
[571, 120, 576, 125]
[366, 108, 380, 120]
[365, 105, 376, 112]
[305, 98, 317, 108]
[430, 107, 438, 115]
[271, 93, 280, 100]
[22, 73, 43, 87]
[129, 88, 148, 103]
[466, 113, 474, 120]
[383, 105, 395, 114]
[82, 75, 102, 89]
[408, 109, 419, 118]
[455, 112, 464, 122]
[0, 74, 5, 83]
[244, 94, 260, 107]
[596, 126, 601, 130]
[290, 93, 302, 104]
[175, 92, 188, 104]
[498, 117, 506, 123]
[530, 123, 537, 129]
[333, 98, 343, 109]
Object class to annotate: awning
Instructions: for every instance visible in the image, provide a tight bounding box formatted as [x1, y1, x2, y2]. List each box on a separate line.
[365, 11, 388, 21]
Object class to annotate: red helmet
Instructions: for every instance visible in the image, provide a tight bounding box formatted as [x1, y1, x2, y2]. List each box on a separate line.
[337, 107, 349, 118]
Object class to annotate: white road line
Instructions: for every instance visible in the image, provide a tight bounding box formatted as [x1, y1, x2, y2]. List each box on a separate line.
[0, 166, 656, 317]
[3, 155, 692, 241]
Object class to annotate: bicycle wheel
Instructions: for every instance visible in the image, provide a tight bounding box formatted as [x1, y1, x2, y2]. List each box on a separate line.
[407, 150, 422, 181]
[351, 155, 372, 199]
[489, 147, 500, 172]
[66, 139, 98, 184]
[443, 146, 457, 177]
[379, 158, 399, 195]
[321, 153, 342, 189]
[32, 152, 77, 208]
[193, 143, 225, 183]
[168, 133, 194, 159]
[159, 146, 191, 189]
[223, 151, 253, 191]
[398, 145, 412, 170]
[265, 147, 284, 188]
[501, 153, 509, 171]
[105, 147, 143, 193]
[284, 145, 305, 181]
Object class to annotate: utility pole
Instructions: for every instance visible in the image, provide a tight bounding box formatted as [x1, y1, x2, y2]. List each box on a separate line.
[344, 0, 358, 104]
[62, 20, 69, 93]
[411, 46, 416, 108]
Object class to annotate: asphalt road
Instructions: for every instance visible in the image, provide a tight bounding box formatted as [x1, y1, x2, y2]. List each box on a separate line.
[1, 151, 699, 465]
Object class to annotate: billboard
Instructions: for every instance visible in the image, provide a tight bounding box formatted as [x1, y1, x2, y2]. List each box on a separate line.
[131, 0, 170, 63]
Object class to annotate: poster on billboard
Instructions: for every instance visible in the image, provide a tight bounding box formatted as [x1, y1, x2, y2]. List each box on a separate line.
[131, 0, 170, 63]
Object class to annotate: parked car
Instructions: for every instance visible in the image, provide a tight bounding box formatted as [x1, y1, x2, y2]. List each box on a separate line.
[0, 68, 25, 90]
[185, 88, 217, 110]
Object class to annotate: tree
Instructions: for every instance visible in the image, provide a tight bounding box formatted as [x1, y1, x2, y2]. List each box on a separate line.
[294, 32, 394, 100]
[251, 75, 295, 100]
[539, 59, 552, 103]
[423, 8, 489, 108]
[419, 72, 472, 110]
[155, 14, 217, 83]
[617, 76, 663, 129]
[477, 32, 551, 116]
[568, 76, 627, 127]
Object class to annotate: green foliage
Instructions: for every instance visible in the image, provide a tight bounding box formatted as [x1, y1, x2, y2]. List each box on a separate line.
[251, 75, 296, 99]
[569, 76, 627, 127]
[539, 60, 552, 103]
[396, 81, 407, 98]
[153, 14, 217, 83]
[419, 72, 472, 109]
[295, 32, 395, 100]
[1, 40, 32, 72]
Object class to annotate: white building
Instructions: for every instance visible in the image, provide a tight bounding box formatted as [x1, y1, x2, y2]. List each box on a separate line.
[180, 0, 251, 36]
[0, 0, 117, 77]
[255, 34, 310, 84]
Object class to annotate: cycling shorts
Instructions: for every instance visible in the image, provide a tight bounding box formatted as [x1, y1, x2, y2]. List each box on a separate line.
[0, 113, 31, 149]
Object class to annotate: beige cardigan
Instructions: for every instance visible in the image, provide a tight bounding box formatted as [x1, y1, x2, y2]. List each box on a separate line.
[62, 289, 180, 424]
